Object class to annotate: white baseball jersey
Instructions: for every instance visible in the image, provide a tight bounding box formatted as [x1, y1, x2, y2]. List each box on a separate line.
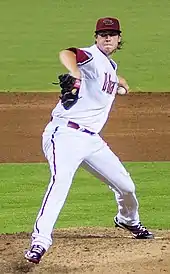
[50, 44, 119, 133]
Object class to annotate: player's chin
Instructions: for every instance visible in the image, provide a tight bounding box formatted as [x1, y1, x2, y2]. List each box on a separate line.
[103, 46, 115, 55]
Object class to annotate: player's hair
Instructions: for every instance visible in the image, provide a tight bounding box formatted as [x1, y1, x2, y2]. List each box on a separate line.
[117, 39, 123, 50]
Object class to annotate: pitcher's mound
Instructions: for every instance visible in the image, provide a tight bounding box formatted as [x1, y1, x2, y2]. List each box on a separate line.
[1, 227, 170, 274]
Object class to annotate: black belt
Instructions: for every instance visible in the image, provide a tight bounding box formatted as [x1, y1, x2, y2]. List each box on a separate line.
[67, 121, 95, 135]
[50, 117, 95, 135]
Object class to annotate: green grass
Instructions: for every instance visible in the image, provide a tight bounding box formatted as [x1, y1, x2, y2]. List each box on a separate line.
[0, 0, 170, 91]
[0, 162, 170, 234]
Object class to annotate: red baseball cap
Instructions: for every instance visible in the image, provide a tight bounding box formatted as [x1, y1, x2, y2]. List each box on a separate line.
[95, 17, 121, 33]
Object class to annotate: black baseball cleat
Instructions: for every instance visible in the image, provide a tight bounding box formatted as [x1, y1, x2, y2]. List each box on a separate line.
[24, 245, 46, 264]
[114, 216, 154, 239]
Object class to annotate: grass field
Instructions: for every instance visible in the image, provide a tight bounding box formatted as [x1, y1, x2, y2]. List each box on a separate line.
[0, 162, 170, 234]
[0, 0, 170, 91]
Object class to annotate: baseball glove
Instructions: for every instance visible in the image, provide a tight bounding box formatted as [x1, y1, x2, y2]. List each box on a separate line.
[53, 74, 81, 110]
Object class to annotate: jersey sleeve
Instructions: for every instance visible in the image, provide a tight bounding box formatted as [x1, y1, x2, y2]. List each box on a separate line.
[67, 47, 93, 65]
[67, 47, 96, 79]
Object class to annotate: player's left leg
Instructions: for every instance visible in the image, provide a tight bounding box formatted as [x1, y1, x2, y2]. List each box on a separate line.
[83, 149, 139, 226]
[83, 139, 153, 239]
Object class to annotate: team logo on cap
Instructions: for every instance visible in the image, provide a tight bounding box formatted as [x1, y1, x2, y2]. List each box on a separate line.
[103, 19, 114, 25]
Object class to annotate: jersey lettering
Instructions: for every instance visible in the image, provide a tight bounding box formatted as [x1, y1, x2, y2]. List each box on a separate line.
[102, 72, 116, 94]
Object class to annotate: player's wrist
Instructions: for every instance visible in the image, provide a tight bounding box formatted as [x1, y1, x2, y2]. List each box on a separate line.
[73, 78, 81, 89]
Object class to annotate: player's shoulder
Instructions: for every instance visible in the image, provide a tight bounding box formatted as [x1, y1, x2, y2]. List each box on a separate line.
[79, 45, 96, 58]
[75, 45, 95, 66]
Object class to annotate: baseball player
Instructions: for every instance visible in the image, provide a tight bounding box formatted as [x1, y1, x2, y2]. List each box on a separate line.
[25, 17, 154, 264]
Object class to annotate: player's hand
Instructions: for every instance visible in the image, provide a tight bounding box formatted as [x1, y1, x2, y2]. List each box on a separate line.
[118, 76, 129, 93]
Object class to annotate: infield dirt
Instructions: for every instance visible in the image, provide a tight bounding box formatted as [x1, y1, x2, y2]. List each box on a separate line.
[0, 92, 170, 274]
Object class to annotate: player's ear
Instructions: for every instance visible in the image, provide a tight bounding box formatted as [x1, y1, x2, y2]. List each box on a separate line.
[118, 35, 121, 43]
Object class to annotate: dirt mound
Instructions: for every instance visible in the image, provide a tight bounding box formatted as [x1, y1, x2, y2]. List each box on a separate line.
[0, 228, 170, 274]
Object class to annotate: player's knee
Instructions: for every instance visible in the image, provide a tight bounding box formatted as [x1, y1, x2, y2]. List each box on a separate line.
[110, 180, 135, 194]
[122, 172, 135, 193]
[109, 172, 136, 194]
[122, 187, 135, 196]
[121, 176, 136, 194]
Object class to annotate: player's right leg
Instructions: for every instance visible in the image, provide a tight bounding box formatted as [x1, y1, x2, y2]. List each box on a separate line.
[25, 126, 88, 263]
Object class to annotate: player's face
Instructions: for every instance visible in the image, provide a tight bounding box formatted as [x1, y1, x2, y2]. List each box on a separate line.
[95, 30, 121, 55]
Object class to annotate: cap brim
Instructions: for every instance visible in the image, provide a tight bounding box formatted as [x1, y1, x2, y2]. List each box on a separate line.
[95, 29, 121, 34]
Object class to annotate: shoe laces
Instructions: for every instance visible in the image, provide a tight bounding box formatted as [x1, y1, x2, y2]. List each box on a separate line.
[31, 245, 44, 254]
[137, 222, 147, 232]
